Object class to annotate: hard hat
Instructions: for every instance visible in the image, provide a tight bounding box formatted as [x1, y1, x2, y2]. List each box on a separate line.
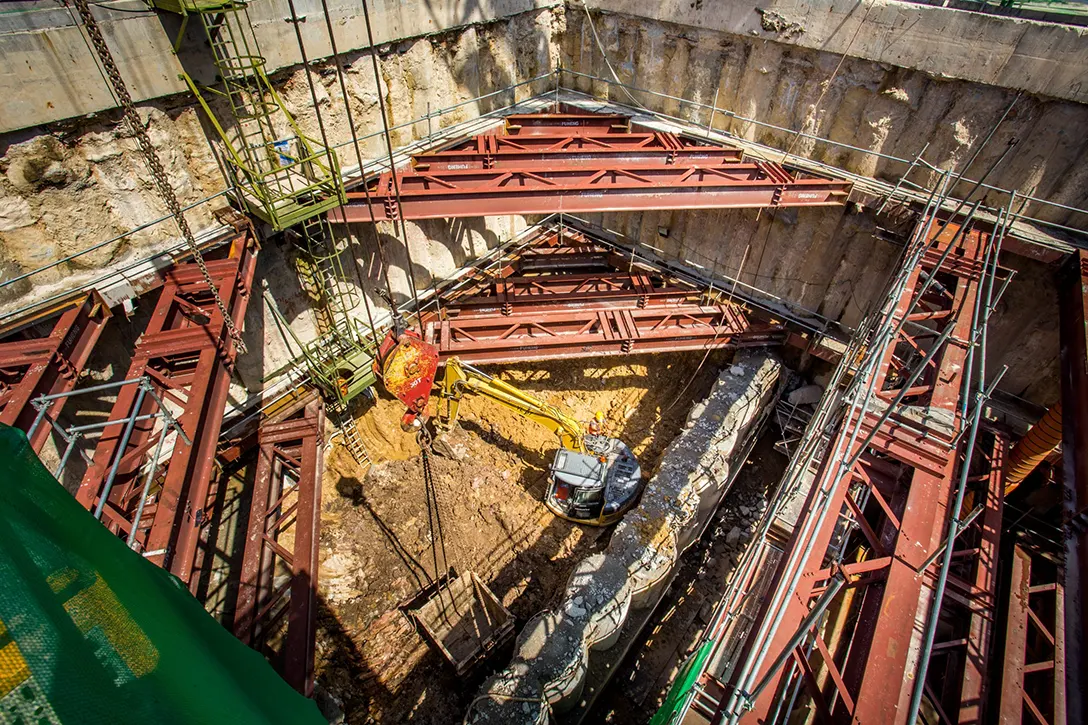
[594, 411, 605, 422]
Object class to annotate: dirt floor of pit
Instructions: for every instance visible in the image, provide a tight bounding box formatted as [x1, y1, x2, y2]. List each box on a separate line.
[313, 351, 737, 724]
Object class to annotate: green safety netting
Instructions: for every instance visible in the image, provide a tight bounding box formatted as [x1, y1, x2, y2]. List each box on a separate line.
[650, 639, 715, 725]
[0, 424, 325, 724]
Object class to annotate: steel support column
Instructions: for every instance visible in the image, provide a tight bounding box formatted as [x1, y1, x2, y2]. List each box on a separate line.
[998, 543, 1066, 725]
[233, 393, 324, 696]
[74, 231, 257, 586]
[725, 220, 993, 725]
[0, 293, 110, 451]
[1058, 249, 1087, 724]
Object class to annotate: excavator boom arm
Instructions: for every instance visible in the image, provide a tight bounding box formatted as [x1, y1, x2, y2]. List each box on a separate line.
[438, 358, 586, 452]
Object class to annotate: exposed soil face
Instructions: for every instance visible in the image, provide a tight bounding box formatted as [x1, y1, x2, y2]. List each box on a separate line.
[314, 351, 734, 724]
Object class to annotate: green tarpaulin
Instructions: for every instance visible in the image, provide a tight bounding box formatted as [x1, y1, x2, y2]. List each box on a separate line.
[0, 424, 325, 724]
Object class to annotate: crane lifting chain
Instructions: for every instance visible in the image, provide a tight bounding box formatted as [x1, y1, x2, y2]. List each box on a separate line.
[71, 0, 247, 354]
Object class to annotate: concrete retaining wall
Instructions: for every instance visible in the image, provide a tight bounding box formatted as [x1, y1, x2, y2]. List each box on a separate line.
[466, 350, 783, 723]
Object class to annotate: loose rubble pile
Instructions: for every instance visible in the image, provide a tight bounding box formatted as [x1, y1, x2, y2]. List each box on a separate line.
[466, 351, 783, 723]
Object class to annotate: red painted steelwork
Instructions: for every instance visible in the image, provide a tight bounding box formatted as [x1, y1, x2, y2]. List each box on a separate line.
[917, 430, 1008, 725]
[1059, 249, 1087, 725]
[0, 292, 110, 451]
[424, 304, 784, 364]
[74, 231, 258, 586]
[331, 162, 852, 222]
[411, 131, 743, 171]
[998, 542, 1066, 725]
[730, 219, 995, 725]
[503, 112, 631, 135]
[234, 393, 324, 696]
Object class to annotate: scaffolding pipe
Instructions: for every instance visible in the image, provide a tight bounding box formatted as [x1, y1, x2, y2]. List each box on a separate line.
[93, 381, 149, 520]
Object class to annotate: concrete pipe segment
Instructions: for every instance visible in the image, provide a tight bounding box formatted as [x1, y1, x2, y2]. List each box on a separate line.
[466, 350, 783, 724]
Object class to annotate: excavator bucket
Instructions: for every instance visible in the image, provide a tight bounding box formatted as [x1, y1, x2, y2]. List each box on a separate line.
[375, 329, 440, 428]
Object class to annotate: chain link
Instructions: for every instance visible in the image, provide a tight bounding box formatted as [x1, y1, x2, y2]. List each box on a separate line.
[71, 0, 247, 354]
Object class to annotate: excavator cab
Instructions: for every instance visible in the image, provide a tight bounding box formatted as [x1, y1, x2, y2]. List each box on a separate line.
[547, 434, 642, 525]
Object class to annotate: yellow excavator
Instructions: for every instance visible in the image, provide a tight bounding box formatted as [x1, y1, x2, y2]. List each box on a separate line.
[376, 328, 643, 526]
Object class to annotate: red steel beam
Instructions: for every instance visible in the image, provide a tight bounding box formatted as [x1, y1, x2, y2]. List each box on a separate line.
[331, 161, 852, 222]
[447, 271, 701, 314]
[503, 112, 631, 135]
[411, 131, 743, 171]
[999, 543, 1066, 725]
[74, 231, 258, 587]
[234, 393, 324, 696]
[1058, 249, 1087, 724]
[424, 304, 784, 364]
[0, 292, 110, 451]
[729, 219, 993, 725]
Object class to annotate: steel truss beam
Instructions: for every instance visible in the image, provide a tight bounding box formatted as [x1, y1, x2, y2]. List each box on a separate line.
[725, 220, 997, 725]
[329, 109, 851, 223]
[423, 224, 786, 363]
[332, 162, 851, 222]
[0, 293, 110, 451]
[425, 304, 784, 364]
[234, 392, 324, 697]
[74, 231, 258, 587]
[410, 131, 744, 171]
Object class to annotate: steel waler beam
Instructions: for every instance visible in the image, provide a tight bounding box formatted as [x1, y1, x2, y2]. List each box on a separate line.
[330, 162, 852, 222]
[74, 231, 258, 586]
[725, 221, 990, 725]
[1058, 249, 1087, 724]
[0, 292, 110, 451]
[234, 393, 324, 696]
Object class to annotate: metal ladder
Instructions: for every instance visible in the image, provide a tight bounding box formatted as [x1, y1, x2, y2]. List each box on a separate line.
[296, 215, 362, 347]
[329, 399, 371, 466]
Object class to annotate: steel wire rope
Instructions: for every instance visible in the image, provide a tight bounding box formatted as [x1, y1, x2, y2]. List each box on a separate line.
[69, 0, 248, 353]
[360, 0, 425, 333]
[316, 0, 395, 349]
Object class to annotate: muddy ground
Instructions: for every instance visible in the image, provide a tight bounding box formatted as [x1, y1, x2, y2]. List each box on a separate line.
[313, 351, 736, 724]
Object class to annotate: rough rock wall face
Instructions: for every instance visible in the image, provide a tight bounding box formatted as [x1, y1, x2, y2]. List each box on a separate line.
[467, 351, 783, 724]
[562, 10, 1088, 230]
[0, 8, 561, 319]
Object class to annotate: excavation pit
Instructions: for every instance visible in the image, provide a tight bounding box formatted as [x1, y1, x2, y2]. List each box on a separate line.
[315, 351, 742, 722]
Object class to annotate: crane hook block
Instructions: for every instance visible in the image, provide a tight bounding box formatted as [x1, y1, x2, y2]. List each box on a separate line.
[375, 329, 440, 430]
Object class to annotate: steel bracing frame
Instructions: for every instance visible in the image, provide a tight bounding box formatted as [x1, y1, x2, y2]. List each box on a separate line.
[74, 231, 258, 587]
[419, 223, 786, 363]
[998, 542, 1066, 725]
[328, 109, 851, 223]
[913, 431, 1008, 725]
[0, 293, 110, 451]
[710, 204, 1011, 725]
[233, 392, 324, 697]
